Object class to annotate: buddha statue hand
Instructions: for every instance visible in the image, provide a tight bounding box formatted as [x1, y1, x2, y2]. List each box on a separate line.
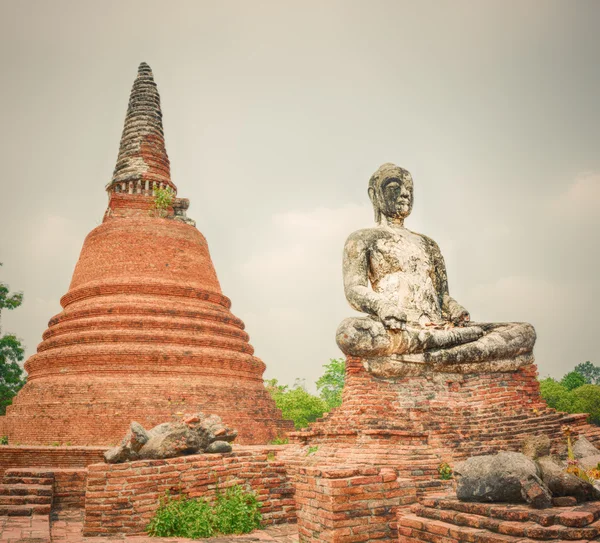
[376, 301, 407, 331]
[444, 296, 471, 326]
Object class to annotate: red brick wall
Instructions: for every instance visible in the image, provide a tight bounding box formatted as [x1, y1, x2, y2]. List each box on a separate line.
[54, 469, 88, 509]
[0, 446, 106, 478]
[295, 465, 416, 542]
[7, 217, 292, 446]
[292, 357, 600, 460]
[83, 446, 296, 536]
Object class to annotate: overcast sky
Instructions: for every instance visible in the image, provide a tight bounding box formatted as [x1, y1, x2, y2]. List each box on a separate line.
[0, 0, 598, 390]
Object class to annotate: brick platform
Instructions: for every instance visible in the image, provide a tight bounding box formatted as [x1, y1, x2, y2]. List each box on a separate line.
[398, 493, 600, 542]
[295, 466, 416, 542]
[291, 357, 600, 464]
[82, 447, 296, 537]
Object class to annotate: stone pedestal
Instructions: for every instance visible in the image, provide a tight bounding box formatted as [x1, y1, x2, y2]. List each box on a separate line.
[291, 357, 600, 467]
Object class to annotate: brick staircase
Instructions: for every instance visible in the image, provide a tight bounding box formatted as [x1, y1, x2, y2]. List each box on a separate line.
[399, 493, 600, 542]
[0, 469, 54, 516]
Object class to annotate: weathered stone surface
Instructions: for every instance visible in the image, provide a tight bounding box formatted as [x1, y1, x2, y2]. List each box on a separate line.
[573, 435, 600, 459]
[335, 163, 536, 374]
[206, 440, 233, 453]
[522, 434, 551, 460]
[454, 451, 546, 505]
[537, 455, 600, 502]
[520, 476, 553, 508]
[578, 453, 600, 469]
[104, 412, 237, 463]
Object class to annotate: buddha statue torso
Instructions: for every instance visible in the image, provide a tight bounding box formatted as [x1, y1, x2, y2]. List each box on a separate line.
[336, 163, 537, 377]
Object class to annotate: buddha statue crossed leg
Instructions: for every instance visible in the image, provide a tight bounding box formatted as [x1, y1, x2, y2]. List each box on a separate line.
[336, 163, 536, 377]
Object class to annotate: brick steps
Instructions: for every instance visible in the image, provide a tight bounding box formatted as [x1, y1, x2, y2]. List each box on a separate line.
[0, 468, 55, 517]
[398, 494, 600, 543]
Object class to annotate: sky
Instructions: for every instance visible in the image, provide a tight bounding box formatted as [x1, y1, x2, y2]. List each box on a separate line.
[0, 0, 598, 390]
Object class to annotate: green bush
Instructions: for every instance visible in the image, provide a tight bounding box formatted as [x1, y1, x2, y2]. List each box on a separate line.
[147, 486, 261, 538]
[572, 385, 600, 425]
[539, 378, 575, 412]
[265, 379, 327, 429]
[213, 485, 262, 534]
[560, 371, 586, 391]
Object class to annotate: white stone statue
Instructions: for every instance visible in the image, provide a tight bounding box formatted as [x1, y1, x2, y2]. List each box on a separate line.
[336, 163, 536, 377]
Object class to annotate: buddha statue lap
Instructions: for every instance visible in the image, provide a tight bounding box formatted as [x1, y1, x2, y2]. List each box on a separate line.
[336, 163, 536, 378]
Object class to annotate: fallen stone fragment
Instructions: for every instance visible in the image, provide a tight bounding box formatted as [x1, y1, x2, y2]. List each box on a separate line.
[522, 435, 551, 460]
[537, 455, 600, 502]
[104, 412, 237, 463]
[206, 441, 233, 454]
[455, 451, 548, 505]
[572, 436, 600, 459]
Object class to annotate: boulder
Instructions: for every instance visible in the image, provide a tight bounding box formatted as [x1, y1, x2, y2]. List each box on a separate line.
[572, 436, 600, 459]
[455, 452, 550, 507]
[206, 440, 233, 454]
[578, 454, 600, 470]
[537, 455, 600, 502]
[104, 412, 238, 463]
[522, 435, 551, 460]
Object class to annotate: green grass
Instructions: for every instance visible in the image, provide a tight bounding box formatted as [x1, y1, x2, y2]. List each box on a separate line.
[147, 485, 262, 538]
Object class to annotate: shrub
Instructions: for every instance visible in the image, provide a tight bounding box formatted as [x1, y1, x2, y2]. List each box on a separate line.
[572, 385, 600, 425]
[560, 371, 586, 391]
[539, 378, 575, 412]
[147, 485, 261, 538]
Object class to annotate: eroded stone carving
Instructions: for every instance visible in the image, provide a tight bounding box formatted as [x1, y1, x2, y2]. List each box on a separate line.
[336, 163, 536, 376]
[104, 412, 237, 463]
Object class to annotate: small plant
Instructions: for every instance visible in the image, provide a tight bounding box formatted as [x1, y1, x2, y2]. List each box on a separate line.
[266, 452, 276, 461]
[438, 462, 453, 480]
[306, 445, 318, 456]
[151, 186, 174, 218]
[147, 485, 261, 538]
[269, 436, 289, 445]
[0, 436, 8, 445]
[51, 441, 60, 447]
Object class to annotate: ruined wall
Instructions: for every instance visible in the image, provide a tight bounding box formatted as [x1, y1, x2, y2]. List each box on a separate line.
[295, 465, 416, 543]
[83, 447, 296, 536]
[293, 357, 600, 460]
[0, 446, 106, 478]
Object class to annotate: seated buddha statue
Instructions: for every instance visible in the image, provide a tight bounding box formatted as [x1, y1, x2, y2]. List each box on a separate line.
[336, 163, 536, 377]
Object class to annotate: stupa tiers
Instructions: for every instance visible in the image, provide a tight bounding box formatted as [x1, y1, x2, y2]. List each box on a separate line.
[6, 63, 292, 446]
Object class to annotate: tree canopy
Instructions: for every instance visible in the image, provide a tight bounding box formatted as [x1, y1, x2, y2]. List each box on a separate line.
[265, 358, 346, 429]
[0, 264, 26, 416]
[539, 361, 600, 425]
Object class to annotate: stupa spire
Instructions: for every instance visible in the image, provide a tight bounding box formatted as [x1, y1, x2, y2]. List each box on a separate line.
[109, 62, 176, 195]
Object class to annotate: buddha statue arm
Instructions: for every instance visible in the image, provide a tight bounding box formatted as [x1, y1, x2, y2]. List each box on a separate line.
[422, 235, 470, 324]
[342, 233, 407, 329]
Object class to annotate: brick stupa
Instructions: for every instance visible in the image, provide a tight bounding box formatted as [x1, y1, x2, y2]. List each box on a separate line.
[6, 63, 292, 446]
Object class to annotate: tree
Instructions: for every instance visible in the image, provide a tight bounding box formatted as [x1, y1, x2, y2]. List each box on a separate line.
[265, 378, 327, 429]
[572, 385, 600, 425]
[0, 264, 26, 415]
[574, 361, 600, 385]
[539, 378, 575, 413]
[560, 371, 586, 391]
[316, 358, 346, 410]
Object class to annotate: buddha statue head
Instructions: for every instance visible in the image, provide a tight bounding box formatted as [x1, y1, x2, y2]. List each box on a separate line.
[368, 163, 414, 224]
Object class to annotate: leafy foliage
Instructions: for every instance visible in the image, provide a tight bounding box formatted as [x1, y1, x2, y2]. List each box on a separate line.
[316, 358, 345, 409]
[572, 385, 600, 425]
[0, 265, 26, 415]
[152, 186, 174, 217]
[574, 361, 600, 385]
[265, 379, 327, 429]
[438, 462, 453, 480]
[561, 371, 586, 391]
[539, 363, 600, 426]
[147, 486, 261, 538]
[539, 378, 575, 412]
